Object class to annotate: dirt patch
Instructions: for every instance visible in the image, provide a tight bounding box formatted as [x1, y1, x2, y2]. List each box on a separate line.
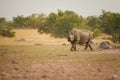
[92, 46, 120, 54]
[0, 47, 120, 80]
[0, 61, 120, 80]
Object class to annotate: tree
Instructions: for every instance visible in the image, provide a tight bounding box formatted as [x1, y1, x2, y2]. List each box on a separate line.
[12, 15, 28, 28]
[26, 14, 46, 28]
[86, 16, 101, 37]
[37, 10, 88, 37]
[99, 10, 120, 43]
[0, 17, 8, 28]
[51, 10, 87, 37]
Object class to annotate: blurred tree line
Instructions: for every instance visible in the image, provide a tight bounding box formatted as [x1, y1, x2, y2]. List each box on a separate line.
[0, 18, 15, 37]
[0, 10, 120, 43]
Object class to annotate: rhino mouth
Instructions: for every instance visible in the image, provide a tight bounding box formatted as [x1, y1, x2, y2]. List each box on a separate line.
[67, 38, 71, 42]
[67, 37, 73, 42]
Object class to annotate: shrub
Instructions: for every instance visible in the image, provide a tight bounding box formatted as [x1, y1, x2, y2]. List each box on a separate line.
[0, 28, 15, 37]
[93, 28, 101, 38]
[111, 33, 120, 43]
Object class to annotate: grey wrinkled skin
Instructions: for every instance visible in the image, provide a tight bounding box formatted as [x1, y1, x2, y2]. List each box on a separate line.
[66, 28, 93, 51]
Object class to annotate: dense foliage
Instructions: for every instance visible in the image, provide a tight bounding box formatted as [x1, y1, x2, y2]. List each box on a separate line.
[85, 10, 120, 43]
[0, 18, 15, 37]
[38, 10, 87, 37]
[0, 28, 15, 37]
[0, 10, 120, 43]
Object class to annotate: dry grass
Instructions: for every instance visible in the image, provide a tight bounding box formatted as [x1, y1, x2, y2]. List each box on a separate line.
[0, 29, 69, 45]
[14, 29, 69, 45]
[0, 29, 113, 45]
[93, 33, 113, 45]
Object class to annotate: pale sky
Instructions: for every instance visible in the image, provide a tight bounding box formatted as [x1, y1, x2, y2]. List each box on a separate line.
[0, 0, 120, 20]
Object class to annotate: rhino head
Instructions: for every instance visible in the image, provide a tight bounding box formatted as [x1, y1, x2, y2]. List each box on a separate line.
[66, 31, 75, 42]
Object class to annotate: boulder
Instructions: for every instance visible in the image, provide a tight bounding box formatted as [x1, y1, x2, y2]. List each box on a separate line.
[99, 41, 113, 49]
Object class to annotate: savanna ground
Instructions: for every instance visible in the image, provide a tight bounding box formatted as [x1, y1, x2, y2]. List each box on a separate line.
[0, 29, 120, 80]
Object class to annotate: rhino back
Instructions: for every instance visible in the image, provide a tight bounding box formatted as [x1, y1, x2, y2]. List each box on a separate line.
[70, 28, 81, 41]
[79, 31, 90, 43]
[70, 28, 93, 43]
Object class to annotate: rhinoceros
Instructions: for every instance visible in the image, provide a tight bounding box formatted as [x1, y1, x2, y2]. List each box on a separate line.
[66, 28, 93, 51]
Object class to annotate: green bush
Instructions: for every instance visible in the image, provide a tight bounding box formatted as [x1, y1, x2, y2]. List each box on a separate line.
[111, 33, 120, 43]
[93, 28, 101, 38]
[0, 28, 15, 37]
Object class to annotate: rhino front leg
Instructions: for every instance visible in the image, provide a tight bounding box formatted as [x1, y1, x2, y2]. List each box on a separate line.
[71, 42, 76, 51]
[73, 43, 76, 51]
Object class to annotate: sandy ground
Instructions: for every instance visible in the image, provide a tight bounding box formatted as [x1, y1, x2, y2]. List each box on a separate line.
[0, 29, 69, 45]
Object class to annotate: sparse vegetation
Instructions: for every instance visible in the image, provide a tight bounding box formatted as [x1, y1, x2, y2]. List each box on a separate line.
[1, 10, 120, 42]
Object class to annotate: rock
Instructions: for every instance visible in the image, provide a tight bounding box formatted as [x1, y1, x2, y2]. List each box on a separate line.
[41, 75, 47, 78]
[112, 74, 117, 80]
[1, 72, 7, 76]
[68, 76, 73, 80]
[99, 41, 113, 49]
[87, 64, 91, 67]
[62, 43, 66, 46]
[13, 74, 22, 78]
[24, 75, 27, 79]
[25, 70, 31, 73]
[0, 54, 3, 57]
[34, 43, 41, 46]
[17, 38, 26, 42]
[14, 67, 19, 70]
[97, 68, 101, 73]
[11, 60, 19, 64]
[57, 54, 68, 56]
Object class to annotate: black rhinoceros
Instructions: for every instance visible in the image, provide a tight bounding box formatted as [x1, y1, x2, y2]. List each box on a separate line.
[66, 28, 93, 51]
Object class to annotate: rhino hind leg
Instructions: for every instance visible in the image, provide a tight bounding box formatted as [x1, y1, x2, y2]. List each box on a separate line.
[84, 42, 93, 51]
[89, 44, 93, 51]
[84, 43, 89, 50]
